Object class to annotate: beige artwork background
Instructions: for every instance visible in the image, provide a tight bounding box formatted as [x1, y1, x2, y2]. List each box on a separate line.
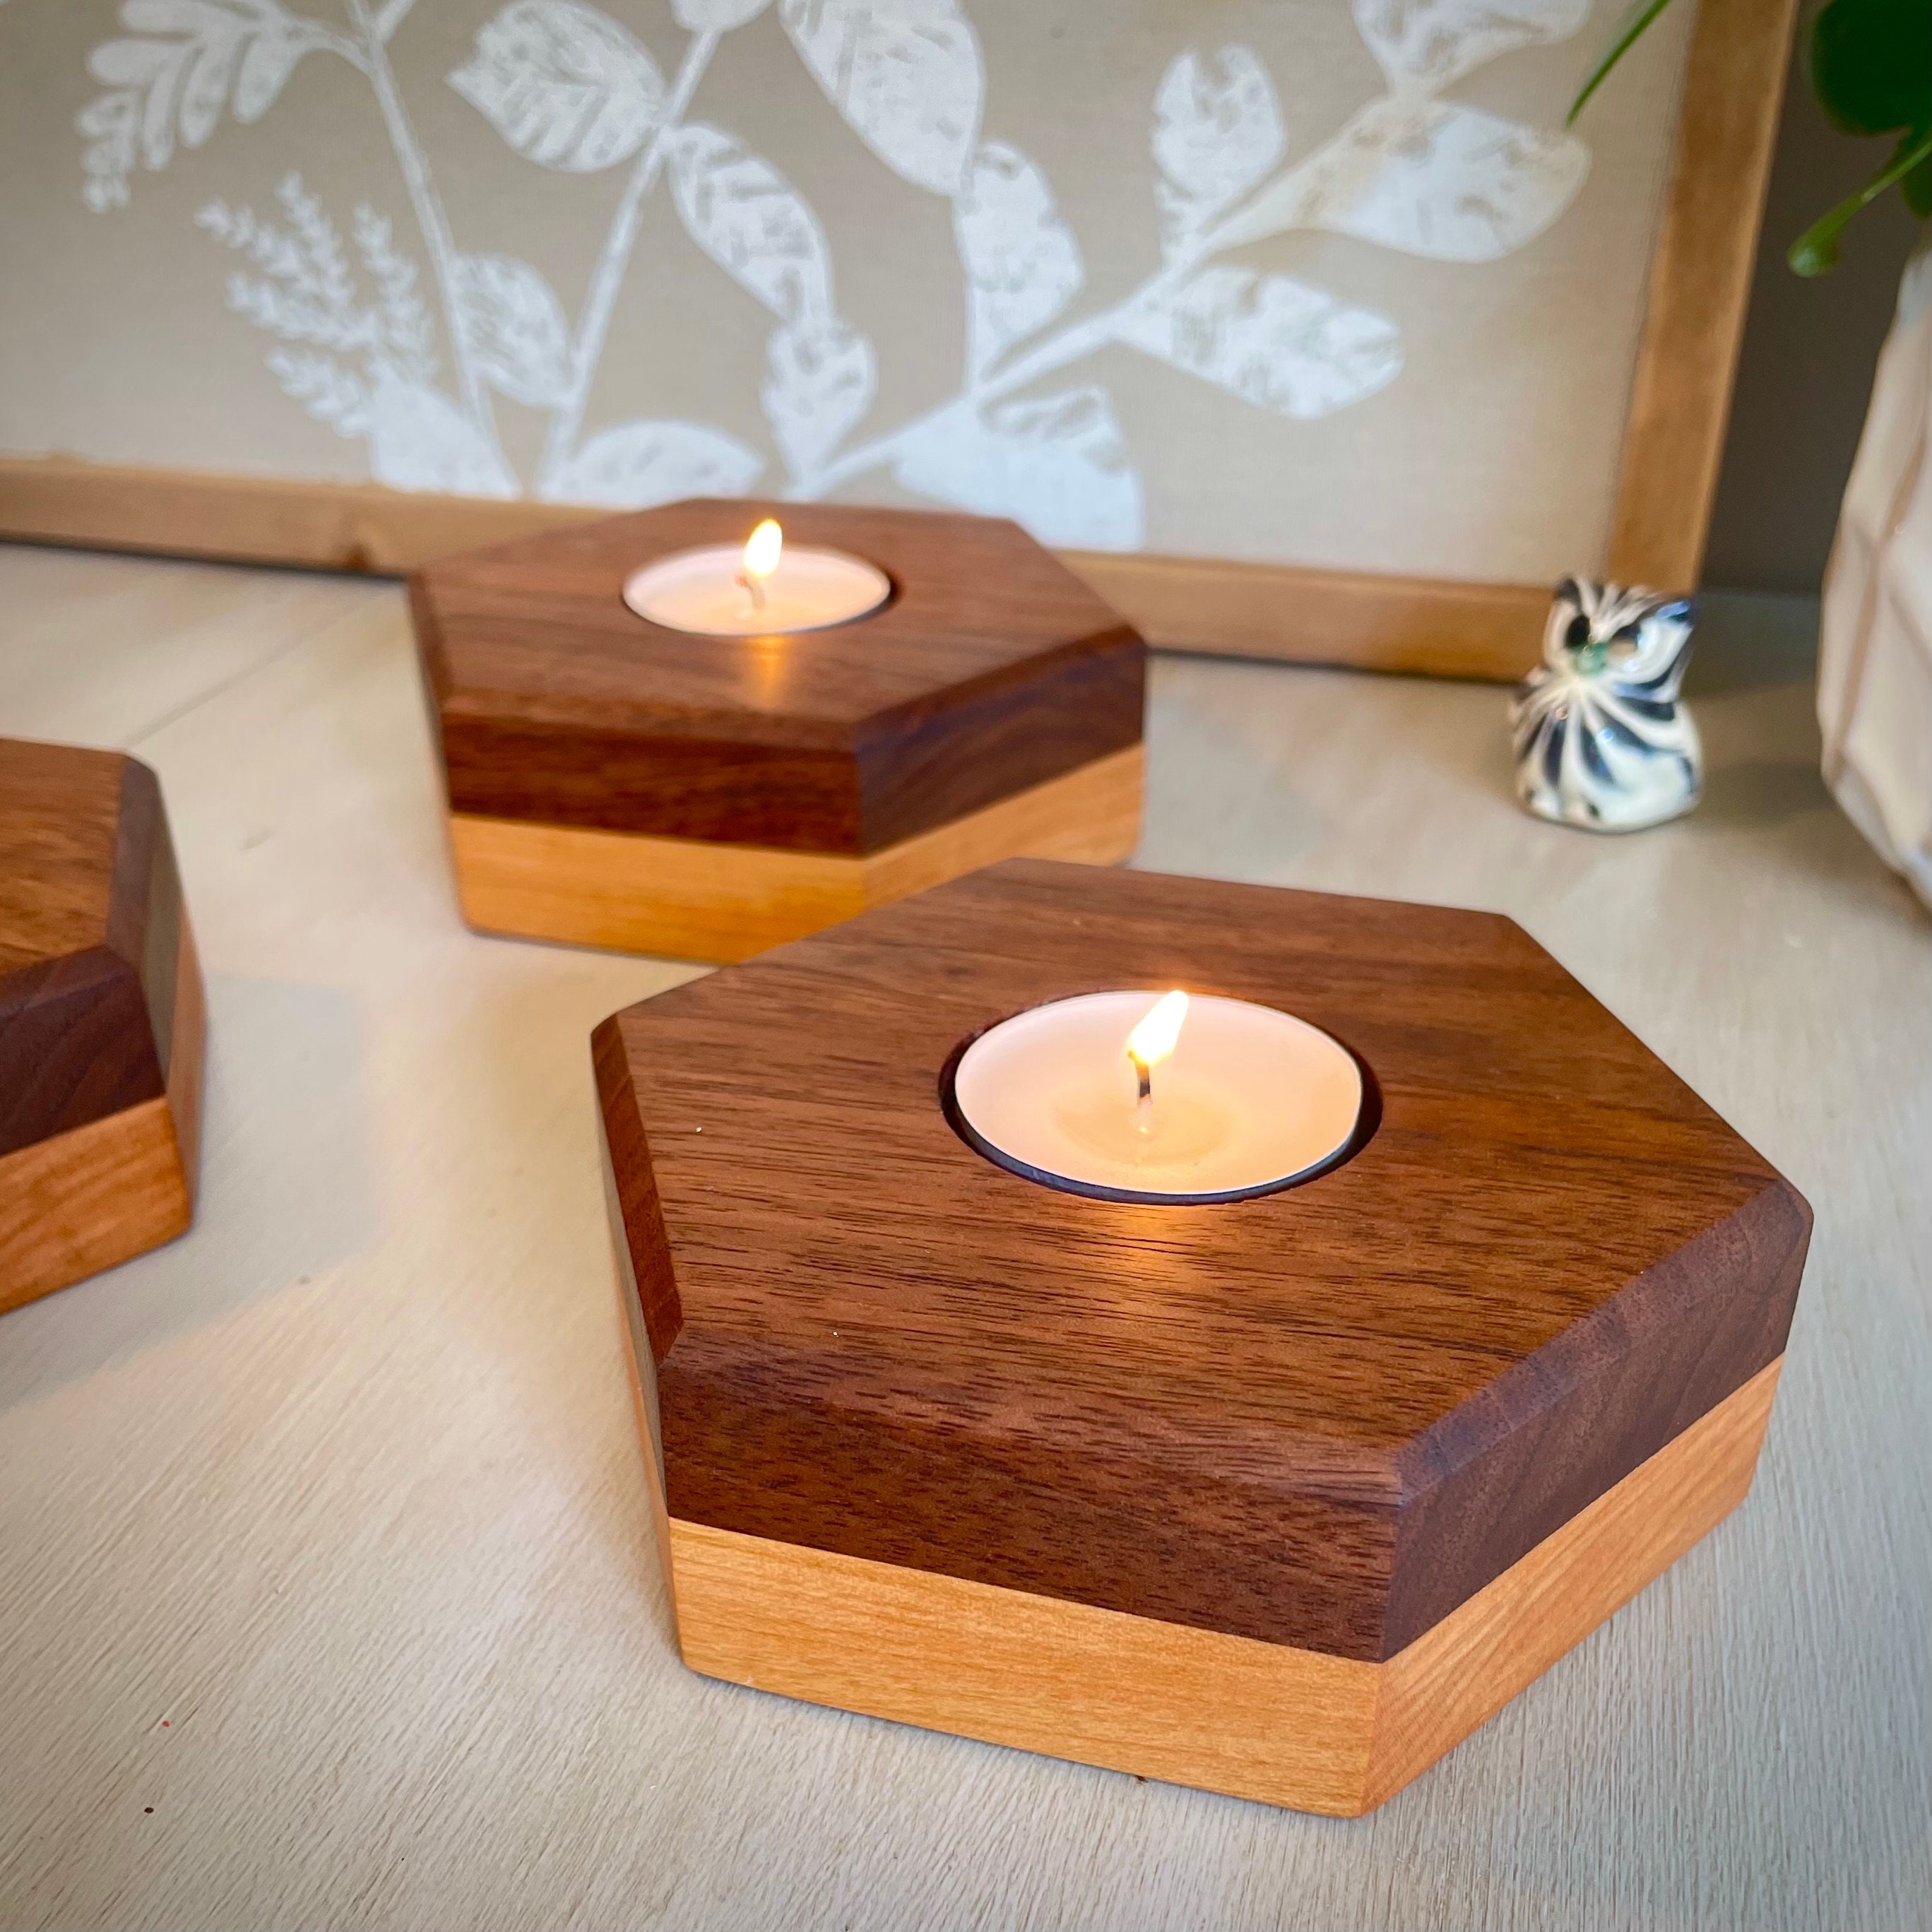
[0, 0, 1695, 583]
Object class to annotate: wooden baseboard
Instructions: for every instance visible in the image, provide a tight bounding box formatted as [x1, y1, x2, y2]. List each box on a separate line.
[0, 457, 1547, 680]
[0, 456, 592, 576]
[1063, 549, 1549, 679]
[645, 1329, 1779, 1816]
[447, 744, 1144, 962]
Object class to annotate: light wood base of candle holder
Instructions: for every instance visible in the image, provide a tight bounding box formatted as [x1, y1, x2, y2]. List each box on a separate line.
[593, 860, 1810, 1813]
[0, 738, 207, 1314]
[621, 1295, 1777, 1816]
[447, 745, 1142, 962]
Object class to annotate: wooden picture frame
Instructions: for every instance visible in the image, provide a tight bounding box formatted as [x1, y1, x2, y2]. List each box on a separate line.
[0, 0, 1794, 681]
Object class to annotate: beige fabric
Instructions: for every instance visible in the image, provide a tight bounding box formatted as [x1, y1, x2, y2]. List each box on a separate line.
[0, 0, 1693, 579]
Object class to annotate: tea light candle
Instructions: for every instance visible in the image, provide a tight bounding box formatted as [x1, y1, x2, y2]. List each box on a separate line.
[623, 518, 891, 636]
[950, 990, 1363, 1203]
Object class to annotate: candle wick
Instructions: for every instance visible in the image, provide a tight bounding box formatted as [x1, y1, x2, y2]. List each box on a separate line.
[1131, 1053, 1153, 1132]
[739, 569, 766, 612]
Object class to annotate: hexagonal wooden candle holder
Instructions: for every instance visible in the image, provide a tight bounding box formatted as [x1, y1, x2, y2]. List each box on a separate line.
[410, 500, 1144, 963]
[1, 737, 206, 1313]
[593, 860, 1810, 1815]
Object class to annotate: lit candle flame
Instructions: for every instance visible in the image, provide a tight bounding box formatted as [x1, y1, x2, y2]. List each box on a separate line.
[740, 518, 783, 610]
[1126, 990, 1188, 1124]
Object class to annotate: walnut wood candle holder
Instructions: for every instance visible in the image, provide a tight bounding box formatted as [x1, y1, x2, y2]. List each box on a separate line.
[593, 859, 1810, 1815]
[410, 501, 1144, 963]
[0, 737, 205, 1313]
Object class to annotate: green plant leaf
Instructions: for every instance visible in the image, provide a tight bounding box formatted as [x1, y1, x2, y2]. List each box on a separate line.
[1808, 0, 1931, 137]
[1566, 0, 1680, 126]
[1789, 124, 1932, 273]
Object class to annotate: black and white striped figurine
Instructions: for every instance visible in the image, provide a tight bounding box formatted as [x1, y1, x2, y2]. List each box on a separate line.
[1510, 579, 1702, 831]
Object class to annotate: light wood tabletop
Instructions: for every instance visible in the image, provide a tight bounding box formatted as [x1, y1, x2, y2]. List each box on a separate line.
[0, 543, 1924, 1932]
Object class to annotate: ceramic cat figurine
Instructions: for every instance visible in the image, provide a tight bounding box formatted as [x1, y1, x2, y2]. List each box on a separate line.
[1510, 578, 1702, 831]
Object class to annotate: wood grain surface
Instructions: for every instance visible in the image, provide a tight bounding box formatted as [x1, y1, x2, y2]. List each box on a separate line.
[449, 745, 1142, 961]
[412, 499, 1144, 854]
[0, 1094, 190, 1315]
[0, 738, 197, 1149]
[1606, 0, 1800, 589]
[0, 735, 205, 1307]
[598, 860, 1809, 1662]
[0, 545, 1921, 1932]
[648, 1360, 1779, 1816]
[1, 739, 161, 1153]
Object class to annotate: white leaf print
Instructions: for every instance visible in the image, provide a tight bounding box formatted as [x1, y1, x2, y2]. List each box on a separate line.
[778, 0, 983, 195]
[448, 1, 664, 172]
[543, 420, 765, 506]
[953, 141, 1081, 380]
[79, 0, 324, 206]
[761, 318, 875, 480]
[451, 254, 570, 405]
[1312, 101, 1588, 262]
[200, 177, 369, 354]
[367, 369, 519, 496]
[1204, 98, 1588, 261]
[266, 348, 371, 434]
[1118, 266, 1401, 418]
[894, 386, 1143, 550]
[667, 124, 834, 323]
[1352, 0, 1589, 90]
[79, 93, 141, 209]
[353, 208, 436, 384]
[674, 0, 772, 25]
[1151, 47, 1284, 261]
[233, 22, 304, 121]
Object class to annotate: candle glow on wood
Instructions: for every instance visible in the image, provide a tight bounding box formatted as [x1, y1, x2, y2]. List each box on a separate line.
[950, 990, 1363, 1203]
[622, 518, 891, 637]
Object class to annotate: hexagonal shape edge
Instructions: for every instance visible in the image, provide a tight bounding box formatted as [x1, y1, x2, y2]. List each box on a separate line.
[413, 502, 1145, 961]
[0, 736, 206, 1310]
[594, 860, 1810, 1810]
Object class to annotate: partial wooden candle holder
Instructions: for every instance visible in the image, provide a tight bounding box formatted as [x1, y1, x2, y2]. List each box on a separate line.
[593, 859, 1810, 1816]
[0, 737, 206, 1314]
[410, 500, 1145, 963]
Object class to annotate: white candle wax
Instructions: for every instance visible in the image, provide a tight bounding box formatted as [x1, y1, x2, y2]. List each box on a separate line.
[950, 991, 1363, 1203]
[622, 543, 890, 636]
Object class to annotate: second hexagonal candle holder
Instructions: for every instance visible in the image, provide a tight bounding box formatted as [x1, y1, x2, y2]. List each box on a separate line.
[594, 860, 1810, 1815]
[411, 500, 1144, 962]
[1, 736, 206, 1314]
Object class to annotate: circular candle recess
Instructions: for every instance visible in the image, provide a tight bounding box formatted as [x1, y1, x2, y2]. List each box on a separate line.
[948, 991, 1365, 1203]
[622, 544, 891, 636]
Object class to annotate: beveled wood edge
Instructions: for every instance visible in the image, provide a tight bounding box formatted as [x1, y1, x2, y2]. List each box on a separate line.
[1382, 1178, 1807, 1652]
[636, 1349, 1779, 1816]
[1363, 1354, 1780, 1808]
[0, 1093, 192, 1312]
[447, 745, 1143, 962]
[166, 908, 207, 1197]
[1, 460, 1558, 680]
[1605, 0, 1799, 587]
[0, 858, 203, 1314]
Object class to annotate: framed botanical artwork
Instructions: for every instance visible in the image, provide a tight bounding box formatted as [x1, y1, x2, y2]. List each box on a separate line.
[0, 0, 1794, 676]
